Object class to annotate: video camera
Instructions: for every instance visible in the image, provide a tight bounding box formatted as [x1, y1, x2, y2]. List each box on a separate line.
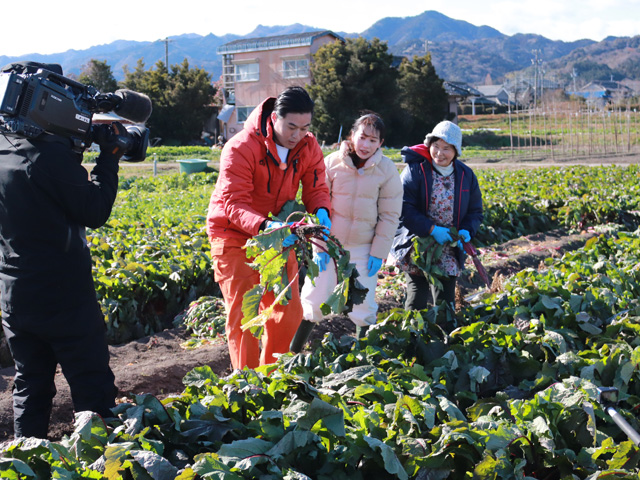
[0, 61, 152, 162]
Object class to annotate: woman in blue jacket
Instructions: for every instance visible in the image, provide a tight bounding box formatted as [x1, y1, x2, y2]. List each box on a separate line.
[390, 120, 483, 310]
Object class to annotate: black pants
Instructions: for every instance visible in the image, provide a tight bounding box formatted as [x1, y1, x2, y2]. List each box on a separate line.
[404, 273, 457, 311]
[2, 300, 117, 438]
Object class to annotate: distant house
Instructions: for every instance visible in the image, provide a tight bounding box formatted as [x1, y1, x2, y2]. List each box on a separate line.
[475, 85, 512, 107]
[216, 31, 344, 139]
[443, 81, 483, 118]
[567, 81, 634, 107]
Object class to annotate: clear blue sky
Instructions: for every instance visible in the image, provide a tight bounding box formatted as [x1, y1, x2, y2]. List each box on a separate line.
[3, 0, 639, 57]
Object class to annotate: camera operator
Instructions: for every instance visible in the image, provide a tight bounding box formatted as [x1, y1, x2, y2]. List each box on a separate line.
[0, 62, 132, 439]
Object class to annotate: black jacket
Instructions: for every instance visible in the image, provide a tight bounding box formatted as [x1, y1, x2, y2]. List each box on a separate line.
[0, 133, 119, 314]
[391, 144, 484, 267]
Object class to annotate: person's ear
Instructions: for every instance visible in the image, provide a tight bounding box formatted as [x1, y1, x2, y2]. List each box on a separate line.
[271, 112, 277, 123]
[380, 139, 385, 147]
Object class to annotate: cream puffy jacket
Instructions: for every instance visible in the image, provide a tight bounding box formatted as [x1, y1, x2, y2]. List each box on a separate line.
[325, 144, 403, 259]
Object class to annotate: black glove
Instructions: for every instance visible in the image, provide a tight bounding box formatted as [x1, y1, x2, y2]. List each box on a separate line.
[93, 121, 132, 159]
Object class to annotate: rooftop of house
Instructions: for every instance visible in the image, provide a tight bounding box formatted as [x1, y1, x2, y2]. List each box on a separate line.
[581, 81, 633, 92]
[444, 81, 483, 97]
[475, 85, 506, 97]
[217, 30, 344, 54]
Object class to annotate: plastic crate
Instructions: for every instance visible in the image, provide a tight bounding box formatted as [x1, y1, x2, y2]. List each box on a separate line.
[177, 159, 209, 174]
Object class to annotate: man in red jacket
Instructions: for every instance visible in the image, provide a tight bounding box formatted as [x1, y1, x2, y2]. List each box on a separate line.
[207, 87, 331, 369]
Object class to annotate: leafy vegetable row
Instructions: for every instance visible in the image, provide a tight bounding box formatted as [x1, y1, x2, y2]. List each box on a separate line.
[13, 164, 636, 346]
[96, 165, 640, 344]
[98, 165, 640, 342]
[89, 173, 219, 343]
[475, 165, 640, 244]
[4, 231, 640, 478]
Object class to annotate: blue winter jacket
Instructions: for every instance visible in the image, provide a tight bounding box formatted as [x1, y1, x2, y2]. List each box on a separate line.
[390, 144, 484, 268]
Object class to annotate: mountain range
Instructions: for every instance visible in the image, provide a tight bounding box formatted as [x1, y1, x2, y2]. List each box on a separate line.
[1, 10, 638, 88]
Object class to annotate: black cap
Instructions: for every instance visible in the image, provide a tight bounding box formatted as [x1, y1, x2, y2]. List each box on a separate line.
[1, 61, 63, 76]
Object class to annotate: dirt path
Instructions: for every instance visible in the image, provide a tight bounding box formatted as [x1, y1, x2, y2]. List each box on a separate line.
[113, 152, 640, 178]
[463, 152, 640, 169]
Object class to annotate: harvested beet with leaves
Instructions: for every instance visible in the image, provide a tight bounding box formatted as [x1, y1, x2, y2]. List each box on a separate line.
[241, 201, 367, 338]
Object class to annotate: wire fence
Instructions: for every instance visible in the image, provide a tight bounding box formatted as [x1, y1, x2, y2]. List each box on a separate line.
[500, 102, 640, 161]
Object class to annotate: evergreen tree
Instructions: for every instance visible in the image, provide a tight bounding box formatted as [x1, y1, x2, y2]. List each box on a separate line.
[168, 59, 216, 144]
[308, 38, 400, 145]
[121, 59, 215, 145]
[618, 58, 640, 80]
[397, 54, 449, 143]
[78, 59, 118, 93]
[309, 38, 448, 146]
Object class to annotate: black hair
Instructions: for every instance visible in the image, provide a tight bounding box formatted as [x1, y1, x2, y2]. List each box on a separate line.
[350, 111, 385, 141]
[273, 86, 314, 117]
[426, 136, 458, 161]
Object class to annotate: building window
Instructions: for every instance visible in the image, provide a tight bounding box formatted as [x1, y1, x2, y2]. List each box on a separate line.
[225, 89, 235, 105]
[222, 54, 235, 91]
[236, 106, 255, 123]
[283, 58, 309, 79]
[236, 63, 259, 82]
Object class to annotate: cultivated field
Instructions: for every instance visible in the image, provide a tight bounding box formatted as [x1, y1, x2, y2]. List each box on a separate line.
[2, 132, 640, 478]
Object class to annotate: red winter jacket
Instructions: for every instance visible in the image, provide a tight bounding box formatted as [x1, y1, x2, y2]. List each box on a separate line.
[207, 97, 331, 241]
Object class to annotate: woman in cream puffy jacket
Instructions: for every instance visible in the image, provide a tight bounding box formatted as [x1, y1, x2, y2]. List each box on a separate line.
[292, 113, 403, 350]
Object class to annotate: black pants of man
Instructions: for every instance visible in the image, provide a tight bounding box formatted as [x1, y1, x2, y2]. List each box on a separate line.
[2, 299, 117, 438]
[404, 273, 457, 311]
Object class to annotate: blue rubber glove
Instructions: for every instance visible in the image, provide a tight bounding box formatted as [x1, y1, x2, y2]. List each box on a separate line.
[367, 255, 383, 277]
[315, 208, 332, 231]
[313, 252, 330, 272]
[457, 229, 471, 250]
[430, 225, 452, 245]
[266, 221, 297, 248]
[282, 234, 297, 248]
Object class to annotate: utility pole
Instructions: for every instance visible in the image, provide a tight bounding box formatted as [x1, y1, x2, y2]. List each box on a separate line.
[157, 37, 174, 69]
[531, 49, 542, 107]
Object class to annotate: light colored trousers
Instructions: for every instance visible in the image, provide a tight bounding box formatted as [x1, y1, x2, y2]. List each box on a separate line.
[300, 244, 379, 327]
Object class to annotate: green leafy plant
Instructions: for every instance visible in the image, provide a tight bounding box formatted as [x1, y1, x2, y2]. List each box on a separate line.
[6, 170, 640, 478]
[90, 172, 219, 343]
[241, 201, 367, 338]
[410, 226, 490, 290]
[7, 226, 640, 478]
[411, 227, 461, 291]
[174, 296, 227, 348]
